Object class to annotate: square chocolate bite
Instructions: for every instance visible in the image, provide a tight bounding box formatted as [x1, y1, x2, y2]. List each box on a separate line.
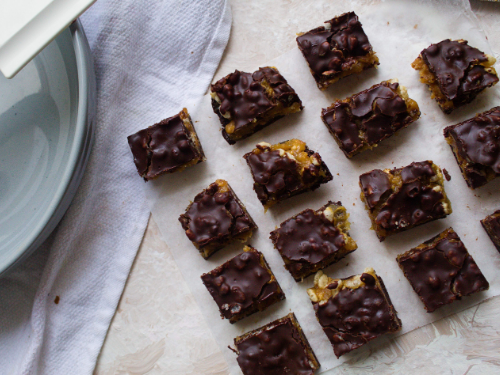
[412, 39, 498, 114]
[234, 313, 320, 375]
[481, 210, 500, 252]
[397, 228, 489, 313]
[296, 11, 379, 90]
[179, 180, 257, 259]
[200, 245, 285, 324]
[444, 106, 500, 189]
[127, 108, 205, 181]
[210, 66, 303, 144]
[359, 160, 452, 241]
[270, 201, 357, 281]
[243, 139, 332, 210]
[307, 268, 402, 358]
[321, 79, 420, 158]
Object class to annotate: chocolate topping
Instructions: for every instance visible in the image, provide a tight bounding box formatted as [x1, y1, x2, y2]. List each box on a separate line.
[481, 210, 500, 252]
[212, 70, 273, 131]
[322, 103, 363, 153]
[398, 228, 489, 312]
[246, 150, 301, 203]
[450, 107, 500, 174]
[127, 113, 198, 180]
[252, 67, 302, 107]
[236, 318, 316, 375]
[297, 12, 373, 83]
[180, 182, 254, 248]
[273, 209, 345, 273]
[314, 274, 400, 357]
[322, 81, 415, 156]
[359, 169, 391, 209]
[201, 249, 279, 320]
[400, 161, 435, 183]
[376, 180, 444, 231]
[421, 39, 497, 101]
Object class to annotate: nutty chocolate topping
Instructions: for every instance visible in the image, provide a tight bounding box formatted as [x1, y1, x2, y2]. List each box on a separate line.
[398, 228, 489, 312]
[236, 318, 315, 375]
[201, 250, 277, 319]
[400, 161, 435, 183]
[297, 12, 372, 82]
[482, 210, 500, 251]
[273, 209, 345, 272]
[450, 107, 500, 174]
[375, 180, 444, 231]
[421, 39, 495, 101]
[212, 70, 273, 131]
[246, 150, 302, 203]
[127, 114, 197, 180]
[314, 276, 400, 357]
[323, 103, 363, 153]
[322, 81, 415, 155]
[252, 67, 302, 107]
[127, 129, 149, 176]
[180, 182, 253, 247]
[359, 169, 391, 209]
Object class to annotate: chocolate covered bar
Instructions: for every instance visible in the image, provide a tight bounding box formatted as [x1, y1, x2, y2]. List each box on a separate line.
[270, 201, 357, 281]
[210, 67, 303, 144]
[296, 11, 379, 90]
[412, 39, 498, 114]
[127, 108, 206, 181]
[243, 139, 333, 210]
[201, 246, 285, 323]
[307, 268, 401, 358]
[397, 228, 489, 312]
[179, 180, 257, 259]
[481, 210, 500, 252]
[359, 161, 452, 241]
[321, 79, 420, 158]
[234, 313, 320, 375]
[444, 106, 500, 189]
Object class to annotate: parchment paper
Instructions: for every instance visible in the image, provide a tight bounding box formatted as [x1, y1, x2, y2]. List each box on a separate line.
[147, 0, 500, 373]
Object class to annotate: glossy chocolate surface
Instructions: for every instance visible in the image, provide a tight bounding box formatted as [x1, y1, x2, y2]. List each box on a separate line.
[397, 228, 489, 312]
[127, 113, 199, 180]
[236, 316, 316, 375]
[481, 210, 500, 252]
[201, 249, 283, 321]
[314, 273, 401, 357]
[297, 12, 373, 84]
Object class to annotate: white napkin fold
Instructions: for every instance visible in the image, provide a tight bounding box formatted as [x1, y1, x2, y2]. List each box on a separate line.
[0, 0, 231, 373]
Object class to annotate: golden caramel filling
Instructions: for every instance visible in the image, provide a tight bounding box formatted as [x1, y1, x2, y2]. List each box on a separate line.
[215, 179, 230, 193]
[322, 203, 357, 252]
[307, 267, 378, 303]
[391, 80, 420, 120]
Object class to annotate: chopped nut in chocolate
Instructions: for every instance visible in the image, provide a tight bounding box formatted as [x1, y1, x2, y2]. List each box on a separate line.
[210, 66, 303, 144]
[201, 246, 285, 323]
[444, 106, 500, 189]
[296, 11, 379, 90]
[243, 139, 333, 209]
[234, 312, 320, 375]
[397, 228, 489, 312]
[481, 210, 500, 252]
[359, 161, 452, 241]
[307, 268, 401, 358]
[412, 39, 498, 114]
[178, 180, 257, 259]
[322, 79, 420, 158]
[270, 201, 357, 281]
[127, 108, 206, 181]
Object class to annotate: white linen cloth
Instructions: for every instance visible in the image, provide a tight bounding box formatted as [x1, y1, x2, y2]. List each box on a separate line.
[0, 1, 231, 373]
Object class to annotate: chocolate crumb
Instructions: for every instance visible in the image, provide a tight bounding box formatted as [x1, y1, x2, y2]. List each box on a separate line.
[443, 168, 451, 181]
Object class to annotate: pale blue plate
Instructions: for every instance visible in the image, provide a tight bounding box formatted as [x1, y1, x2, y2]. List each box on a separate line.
[0, 20, 95, 275]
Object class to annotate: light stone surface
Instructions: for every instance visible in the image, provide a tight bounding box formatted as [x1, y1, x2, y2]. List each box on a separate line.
[94, 1, 500, 374]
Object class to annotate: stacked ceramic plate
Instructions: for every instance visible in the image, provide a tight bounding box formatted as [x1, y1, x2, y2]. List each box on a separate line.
[0, 21, 96, 275]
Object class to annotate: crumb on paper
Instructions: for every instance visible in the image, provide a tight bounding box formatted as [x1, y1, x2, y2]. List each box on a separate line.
[414, 24, 418, 29]
[443, 168, 451, 181]
[387, 21, 390, 25]
[54, 296, 60, 304]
